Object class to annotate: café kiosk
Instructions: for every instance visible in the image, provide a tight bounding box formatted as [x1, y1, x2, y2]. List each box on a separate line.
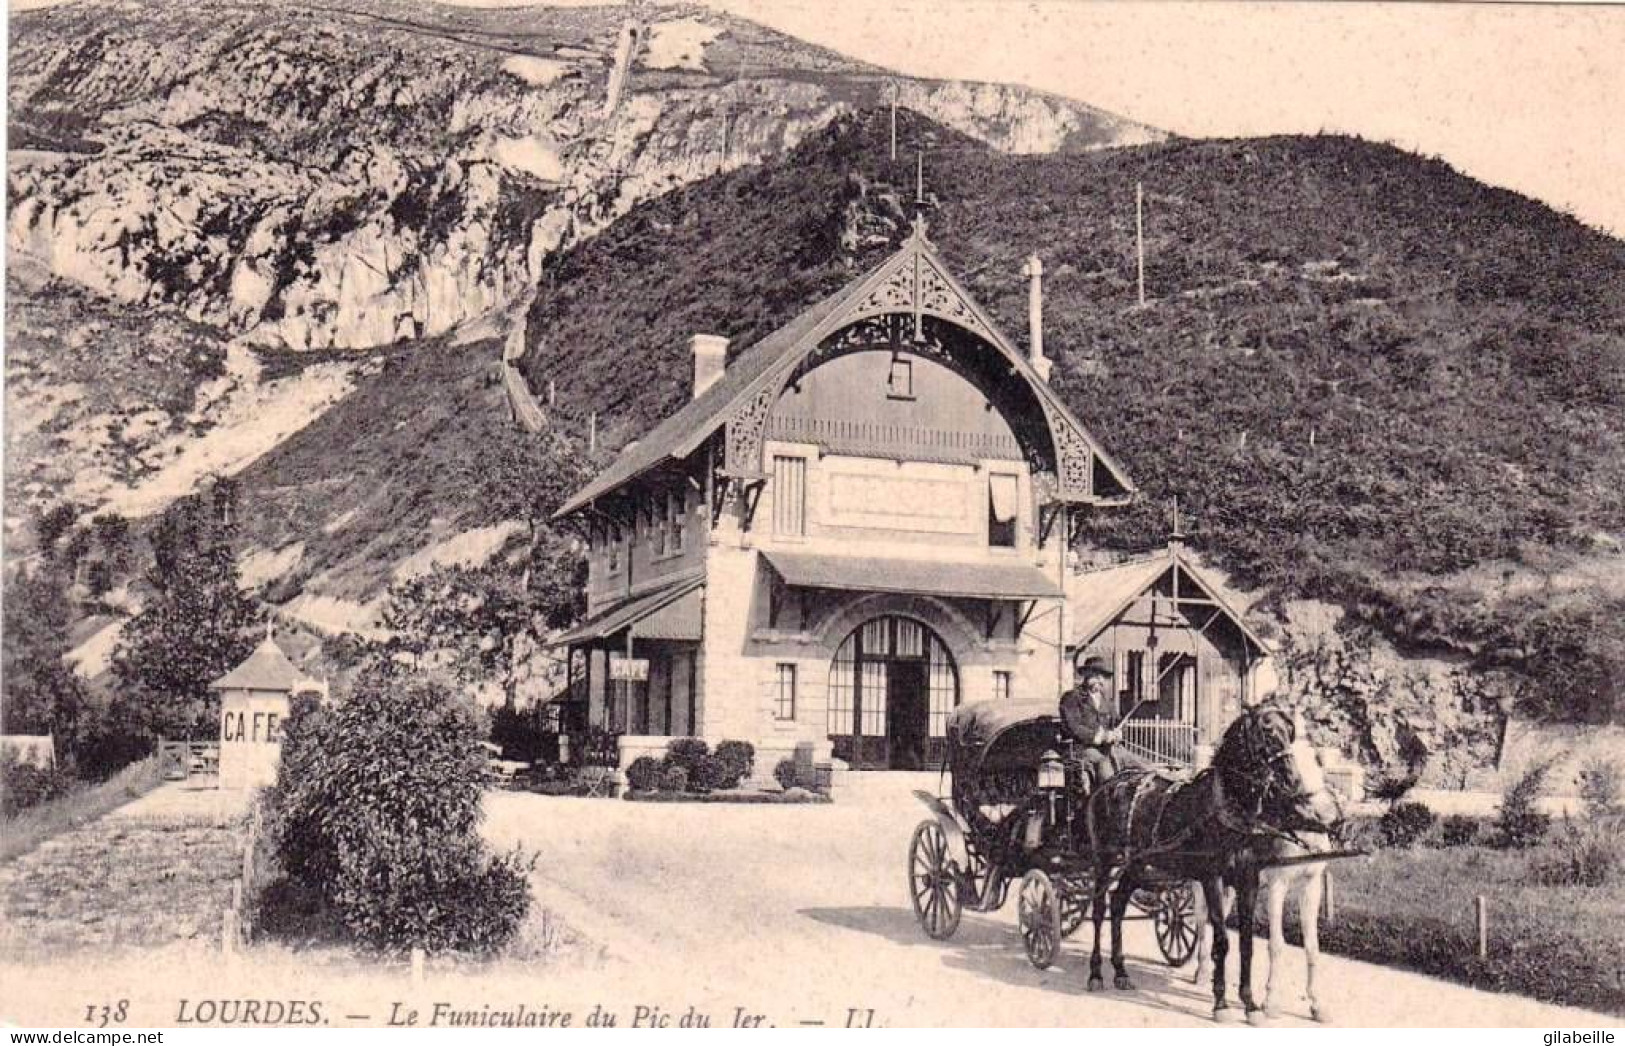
[210, 631, 313, 789]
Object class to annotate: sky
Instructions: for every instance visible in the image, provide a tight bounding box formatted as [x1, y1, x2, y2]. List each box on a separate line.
[702, 0, 1625, 238]
[6, 0, 1623, 236]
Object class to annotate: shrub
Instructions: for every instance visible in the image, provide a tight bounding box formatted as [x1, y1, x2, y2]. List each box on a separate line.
[662, 738, 710, 779]
[1366, 769, 1420, 806]
[264, 661, 532, 955]
[330, 834, 535, 955]
[774, 758, 799, 791]
[1528, 819, 1625, 887]
[712, 740, 755, 789]
[1579, 758, 1623, 818]
[659, 765, 689, 793]
[689, 755, 730, 793]
[1379, 800, 1437, 848]
[1496, 762, 1552, 849]
[625, 756, 662, 793]
[1437, 813, 1482, 847]
[0, 751, 73, 816]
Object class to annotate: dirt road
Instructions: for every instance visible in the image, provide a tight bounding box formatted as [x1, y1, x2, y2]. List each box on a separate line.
[483, 774, 1620, 1029]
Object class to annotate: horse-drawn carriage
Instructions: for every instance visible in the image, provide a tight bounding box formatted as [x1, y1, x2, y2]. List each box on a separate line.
[908, 700, 1199, 970]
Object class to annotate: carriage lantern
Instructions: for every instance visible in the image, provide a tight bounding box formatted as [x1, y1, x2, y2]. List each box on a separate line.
[1038, 749, 1065, 790]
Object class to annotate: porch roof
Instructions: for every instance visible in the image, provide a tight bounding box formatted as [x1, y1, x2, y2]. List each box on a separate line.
[762, 550, 1062, 601]
[551, 573, 705, 647]
[1070, 547, 1273, 658]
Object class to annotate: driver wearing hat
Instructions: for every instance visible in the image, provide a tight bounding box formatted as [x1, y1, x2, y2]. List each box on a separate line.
[1060, 652, 1123, 792]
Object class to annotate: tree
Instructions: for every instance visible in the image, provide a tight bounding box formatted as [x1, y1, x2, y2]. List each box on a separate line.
[111, 480, 263, 739]
[1, 564, 90, 749]
[34, 502, 81, 559]
[382, 430, 587, 704]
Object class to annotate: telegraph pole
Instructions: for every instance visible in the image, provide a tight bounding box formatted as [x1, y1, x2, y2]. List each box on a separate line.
[889, 89, 898, 162]
[1136, 181, 1147, 308]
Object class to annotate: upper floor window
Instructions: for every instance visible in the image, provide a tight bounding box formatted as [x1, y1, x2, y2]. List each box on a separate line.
[988, 473, 1018, 548]
[668, 491, 685, 553]
[993, 670, 1012, 701]
[773, 455, 807, 537]
[608, 523, 622, 572]
[886, 356, 914, 400]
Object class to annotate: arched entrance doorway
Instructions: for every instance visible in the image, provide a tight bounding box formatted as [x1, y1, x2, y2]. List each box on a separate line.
[827, 615, 959, 770]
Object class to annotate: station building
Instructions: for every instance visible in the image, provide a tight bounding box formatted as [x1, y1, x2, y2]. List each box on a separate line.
[551, 223, 1267, 774]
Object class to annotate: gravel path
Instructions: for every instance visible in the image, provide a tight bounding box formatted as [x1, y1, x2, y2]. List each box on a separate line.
[482, 773, 1622, 1029]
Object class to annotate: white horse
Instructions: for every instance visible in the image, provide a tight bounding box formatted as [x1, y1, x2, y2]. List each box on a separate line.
[1192, 705, 1341, 1024]
[1193, 834, 1334, 1024]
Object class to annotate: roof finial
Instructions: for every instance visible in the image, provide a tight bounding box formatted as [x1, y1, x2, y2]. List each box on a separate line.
[1169, 497, 1185, 553]
[265, 617, 275, 643]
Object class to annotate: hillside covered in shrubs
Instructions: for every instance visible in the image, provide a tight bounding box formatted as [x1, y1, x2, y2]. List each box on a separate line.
[519, 108, 1625, 724]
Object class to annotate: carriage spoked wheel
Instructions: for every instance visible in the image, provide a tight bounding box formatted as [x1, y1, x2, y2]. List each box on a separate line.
[1152, 881, 1199, 967]
[909, 820, 963, 940]
[1058, 882, 1091, 939]
[1017, 869, 1063, 970]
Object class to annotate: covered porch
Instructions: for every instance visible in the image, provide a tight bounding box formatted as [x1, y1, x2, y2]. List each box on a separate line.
[1068, 545, 1272, 768]
[552, 573, 704, 767]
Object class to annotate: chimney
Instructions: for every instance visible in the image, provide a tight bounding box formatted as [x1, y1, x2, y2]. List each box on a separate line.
[1023, 254, 1051, 381]
[691, 334, 729, 399]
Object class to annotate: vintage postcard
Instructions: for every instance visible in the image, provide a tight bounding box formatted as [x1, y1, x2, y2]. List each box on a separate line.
[3, 0, 1622, 1033]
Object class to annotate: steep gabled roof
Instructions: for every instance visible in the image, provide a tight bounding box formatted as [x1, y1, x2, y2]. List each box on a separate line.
[1070, 547, 1273, 658]
[554, 281, 853, 518]
[555, 227, 1135, 519]
[209, 635, 308, 692]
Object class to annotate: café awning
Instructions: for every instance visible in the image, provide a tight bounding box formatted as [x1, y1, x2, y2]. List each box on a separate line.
[762, 550, 1062, 601]
[551, 574, 704, 647]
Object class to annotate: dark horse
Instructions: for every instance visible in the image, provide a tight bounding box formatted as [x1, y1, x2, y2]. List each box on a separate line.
[1084, 703, 1344, 1021]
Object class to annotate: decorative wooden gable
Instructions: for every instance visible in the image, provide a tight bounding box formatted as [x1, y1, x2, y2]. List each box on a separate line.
[721, 223, 1131, 505]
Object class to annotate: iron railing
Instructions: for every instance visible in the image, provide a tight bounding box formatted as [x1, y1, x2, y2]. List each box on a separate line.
[1120, 720, 1198, 767]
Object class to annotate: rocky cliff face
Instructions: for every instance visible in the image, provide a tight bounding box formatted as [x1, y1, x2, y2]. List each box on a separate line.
[8, 0, 1163, 353]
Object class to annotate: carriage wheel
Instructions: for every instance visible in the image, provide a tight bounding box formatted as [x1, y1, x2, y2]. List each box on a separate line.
[1153, 881, 1199, 967]
[909, 820, 963, 940]
[1017, 869, 1063, 970]
[1059, 883, 1091, 938]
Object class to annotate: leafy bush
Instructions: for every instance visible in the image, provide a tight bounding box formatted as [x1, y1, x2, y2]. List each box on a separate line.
[1, 750, 74, 816]
[662, 738, 710, 779]
[1496, 763, 1552, 849]
[264, 661, 533, 955]
[1528, 819, 1625, 887]
[712, 740, 755, 789]
[1379, 801, 1437, 848]
[626, 756, 662, 793]
[689, 755, 731, 794]
[329, 834, 535, 955]
[658, 765, 689, 793]
[1437, 814, 1483, 848]
[1365, 769, 1420, 806]
[1579, 758, 1623, 818]
[774, 758, 799, 791]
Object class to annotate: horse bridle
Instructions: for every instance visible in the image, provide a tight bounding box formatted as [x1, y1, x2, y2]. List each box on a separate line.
[1222, 709, 1341, 846]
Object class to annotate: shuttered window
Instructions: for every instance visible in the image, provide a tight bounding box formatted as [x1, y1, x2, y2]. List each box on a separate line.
[988, 473, 1018, 547]
[773, 455, 807, 537]
[993, 670, 1012, 701]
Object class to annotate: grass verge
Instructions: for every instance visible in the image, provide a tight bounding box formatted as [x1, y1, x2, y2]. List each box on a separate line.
[0, 756, 162, 863]
[1276, 843, 1624, 1015]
